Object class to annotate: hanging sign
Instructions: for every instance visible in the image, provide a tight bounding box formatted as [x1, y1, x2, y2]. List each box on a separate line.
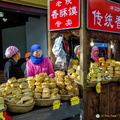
[96, 82, 102, 93]
[70, 96, 80, 106]
[94, 43, 108, 47]
[49, 0, 80, 31]
[87, 0, 120, 33]
[52, 99, 60, 110]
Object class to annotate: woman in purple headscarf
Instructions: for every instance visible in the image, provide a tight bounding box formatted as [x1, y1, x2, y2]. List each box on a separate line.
[4, 46, 24, 81]
[26, 44, 55, 78]
[90, 46, 99, 63]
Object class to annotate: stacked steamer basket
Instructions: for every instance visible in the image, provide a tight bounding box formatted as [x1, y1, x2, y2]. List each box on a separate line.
[55, 71, 79, 101]
[27, 73, 60, 106]
[0, 77, 35, 113]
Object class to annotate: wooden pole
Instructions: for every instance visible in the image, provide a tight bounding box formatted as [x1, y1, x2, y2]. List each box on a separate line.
[108, 45, 112, 59]
[80, 0, 89, 120]
[80, 0, 88, 90]
[47, 0, 55, 66]
[47, 31, 55, 66]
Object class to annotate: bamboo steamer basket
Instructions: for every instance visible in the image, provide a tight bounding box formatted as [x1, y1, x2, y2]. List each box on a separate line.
[5, 101, 35, 113]
[60, 94, 78, 101]
[35, 98, 60, 106]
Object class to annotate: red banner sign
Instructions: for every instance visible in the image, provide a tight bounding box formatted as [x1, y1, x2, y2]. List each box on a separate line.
[49, 0, 80, 31]
[87, 0, 120, 33]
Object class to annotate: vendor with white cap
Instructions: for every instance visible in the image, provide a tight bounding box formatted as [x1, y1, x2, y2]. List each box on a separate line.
[69, 45, 80, 66]
[74, 45, 80, 60]
[4, 46, 24, 81]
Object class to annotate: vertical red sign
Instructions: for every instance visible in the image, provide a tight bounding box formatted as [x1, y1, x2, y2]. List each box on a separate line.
[87, 0, 120, 33]
[49, 0, 80, 31]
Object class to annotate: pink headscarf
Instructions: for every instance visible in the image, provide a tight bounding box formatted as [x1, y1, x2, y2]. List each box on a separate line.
[5, 46, 19, 58]
[91, 46, 99, 62]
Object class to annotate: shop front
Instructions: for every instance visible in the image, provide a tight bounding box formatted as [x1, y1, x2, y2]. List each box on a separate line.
[48, 0, 120, 120]
[85, 0, 120, 120]
[0, 1, 82, 120]
[0, 0, 120, 120]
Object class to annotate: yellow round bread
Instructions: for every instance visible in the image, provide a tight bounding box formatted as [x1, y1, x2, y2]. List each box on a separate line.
[106, 59, 112, 64]
[107, 66, 114, 71]
[115, 67, 120, 71]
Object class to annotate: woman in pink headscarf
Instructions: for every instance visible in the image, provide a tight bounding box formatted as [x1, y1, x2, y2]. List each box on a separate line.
[90, 46, 99, 63]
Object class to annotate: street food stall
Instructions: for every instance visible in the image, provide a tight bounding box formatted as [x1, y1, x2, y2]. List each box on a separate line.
[0, 0, 120, 120]
[0, 0, 82, 120]
[48, 0, 120, 120]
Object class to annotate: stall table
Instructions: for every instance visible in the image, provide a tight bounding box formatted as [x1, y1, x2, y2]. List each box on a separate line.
[7, 101, 82, 120]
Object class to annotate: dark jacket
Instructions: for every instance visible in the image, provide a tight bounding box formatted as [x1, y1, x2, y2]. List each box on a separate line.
[90, 57, 95, 63]
[4, 59, 24, 81]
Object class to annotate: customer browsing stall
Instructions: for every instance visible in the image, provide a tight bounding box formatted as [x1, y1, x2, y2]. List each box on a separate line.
[4, 46, 24, 81]
[26, 44, 55, 78]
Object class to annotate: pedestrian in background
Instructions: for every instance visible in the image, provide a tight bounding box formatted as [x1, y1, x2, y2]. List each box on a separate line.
[21, 52, 30, 77]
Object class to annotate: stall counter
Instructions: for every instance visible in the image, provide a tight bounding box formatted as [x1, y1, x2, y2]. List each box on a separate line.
[7, 100, 83, 120]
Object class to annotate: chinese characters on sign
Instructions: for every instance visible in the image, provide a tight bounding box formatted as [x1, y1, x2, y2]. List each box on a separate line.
[49, 0, 80, 31]
[87, 0, 120, 33]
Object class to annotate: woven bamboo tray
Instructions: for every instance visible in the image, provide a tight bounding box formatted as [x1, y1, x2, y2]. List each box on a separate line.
[101, 80, 110, 84]
[87, 81, 98, 87]
[35, 98, 60, 106]
[60, 94, 78, 101]
[5, 101, 35, 113]
[111, 76, 120, 82]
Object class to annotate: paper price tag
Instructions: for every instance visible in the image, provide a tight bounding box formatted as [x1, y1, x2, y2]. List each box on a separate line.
[0, 112, 5, 120]
[0, 112, 13, 120]
[70, 96, 80, 106]
[52, 100, 60, 110]
[96, 82, 102, 93]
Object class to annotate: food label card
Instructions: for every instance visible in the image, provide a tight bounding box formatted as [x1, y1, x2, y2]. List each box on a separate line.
[70, 96, 80, 106]
[52, 100, 60, 110]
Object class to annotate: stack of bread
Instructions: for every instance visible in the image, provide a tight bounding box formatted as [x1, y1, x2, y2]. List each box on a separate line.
[27, 73, 60, 99]
[114, 66, 120, 76]
[0, 77, 34, 105]
[99, 58, 120, 77]
[55, 71, 79, 95]
[87, 57, 120, 82]
[87, 58, 112, 82]
[111, 60, 120, 76]
[67, 59, 80, 82]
